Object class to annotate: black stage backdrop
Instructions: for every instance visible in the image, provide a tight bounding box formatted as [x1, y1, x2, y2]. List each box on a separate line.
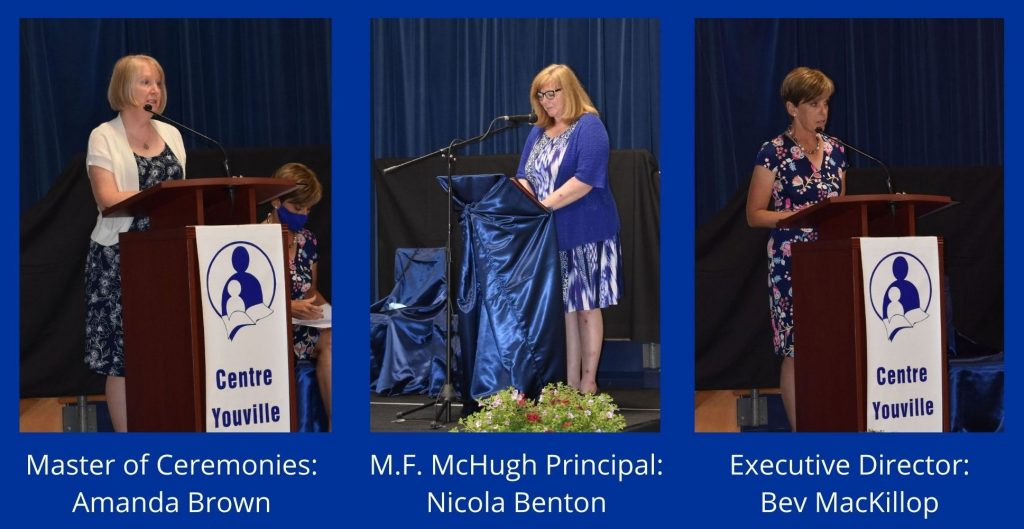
[373, 150, 660, 344]
[696, 167, 1002, 390]
[21, 146, 330, 398]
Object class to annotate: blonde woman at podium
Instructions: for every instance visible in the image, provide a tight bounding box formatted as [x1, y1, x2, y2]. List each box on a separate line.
[263, 163, 331, 431]
[516, 64, 622, 395]
[84, 55, 186, 432]
[745, 67, 848, 430]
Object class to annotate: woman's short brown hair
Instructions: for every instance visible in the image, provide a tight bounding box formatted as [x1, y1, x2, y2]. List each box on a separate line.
[529, 64, 599, 128]
[780, 67, 834, 107]
[274, 163, 323, 209]
[107, 55, 167, 113]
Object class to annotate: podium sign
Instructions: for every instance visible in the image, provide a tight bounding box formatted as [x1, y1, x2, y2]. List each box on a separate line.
[783, 194, 951, 431]
[195, 225, 292, 432]
[859, 237, 944, 432]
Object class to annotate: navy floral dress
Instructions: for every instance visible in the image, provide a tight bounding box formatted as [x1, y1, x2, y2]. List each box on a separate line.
[85, 145, 183, 376]
[757, 134, 847, 357]
[290, 228, 320, 360]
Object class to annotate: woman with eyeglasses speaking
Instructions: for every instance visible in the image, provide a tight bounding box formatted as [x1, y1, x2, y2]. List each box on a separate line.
[515, 64, 622, 395]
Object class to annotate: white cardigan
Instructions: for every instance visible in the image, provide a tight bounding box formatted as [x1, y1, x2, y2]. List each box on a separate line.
[86, 114, 187, 246]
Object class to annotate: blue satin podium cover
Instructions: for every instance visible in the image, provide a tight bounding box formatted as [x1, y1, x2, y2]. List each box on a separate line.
[439, 174, 566, 400]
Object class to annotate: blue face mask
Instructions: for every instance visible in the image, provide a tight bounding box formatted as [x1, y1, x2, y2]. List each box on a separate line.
[277, 205, 308, 232]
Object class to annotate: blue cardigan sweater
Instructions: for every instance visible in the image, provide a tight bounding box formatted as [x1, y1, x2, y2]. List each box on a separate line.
[515, 113, 620, 250]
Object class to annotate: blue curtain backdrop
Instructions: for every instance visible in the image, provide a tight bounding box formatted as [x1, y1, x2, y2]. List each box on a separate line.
[20, 19, 330, 210]
[371, 19, 660, 160]
[695, 19, 1003, 225]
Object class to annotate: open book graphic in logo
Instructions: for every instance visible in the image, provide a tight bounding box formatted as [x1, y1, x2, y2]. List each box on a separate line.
[868, 252, 933, 341]
[205, 243, 277, 340]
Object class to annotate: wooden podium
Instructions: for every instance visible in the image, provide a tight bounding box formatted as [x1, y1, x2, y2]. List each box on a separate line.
[104, 178, 298, 432]
[778, 194, 954, 431]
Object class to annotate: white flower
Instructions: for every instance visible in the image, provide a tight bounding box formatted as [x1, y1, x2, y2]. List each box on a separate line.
[606, 411, 614, 419]
[585, 410, 592, 416]
[567, 412, 575, 419]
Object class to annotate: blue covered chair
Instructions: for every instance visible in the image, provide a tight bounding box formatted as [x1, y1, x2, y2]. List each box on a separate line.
[370, 248, 450, 395]
[948, 332, 1004, 432]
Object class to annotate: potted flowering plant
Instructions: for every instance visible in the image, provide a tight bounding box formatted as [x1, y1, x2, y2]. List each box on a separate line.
[454, 382, 627, 432]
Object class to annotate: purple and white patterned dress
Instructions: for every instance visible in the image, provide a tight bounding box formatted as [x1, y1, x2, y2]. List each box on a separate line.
[525, 122, 622, 313]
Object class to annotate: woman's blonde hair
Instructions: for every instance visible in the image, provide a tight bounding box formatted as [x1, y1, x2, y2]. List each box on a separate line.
[529, 64, 598, 128]
[107, 55, 167, 113]
[780, 66, 834, 107]
[274, 163, 323, 208]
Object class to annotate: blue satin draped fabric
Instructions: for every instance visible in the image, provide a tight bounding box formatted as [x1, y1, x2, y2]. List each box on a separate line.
[370, 248, 450, 396]
[948, 353, 1004, 432]
[440, 174, 566, 400]
[295, 360, 328, 432]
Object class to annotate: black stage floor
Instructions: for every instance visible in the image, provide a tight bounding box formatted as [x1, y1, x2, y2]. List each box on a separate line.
[370, 388, 660, 432]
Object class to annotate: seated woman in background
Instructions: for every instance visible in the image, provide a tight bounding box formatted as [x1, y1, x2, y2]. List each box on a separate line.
[264, 162, 331, 431]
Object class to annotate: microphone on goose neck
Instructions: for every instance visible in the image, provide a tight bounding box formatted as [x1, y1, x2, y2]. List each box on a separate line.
[815, 127, 897, 196]
[144, 104, 233, 178]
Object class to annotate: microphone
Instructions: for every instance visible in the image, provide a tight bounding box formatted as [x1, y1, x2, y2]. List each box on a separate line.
[144, 104, 232, 178]
[499, 112, 538, 124]
[815, 127, 897, 195]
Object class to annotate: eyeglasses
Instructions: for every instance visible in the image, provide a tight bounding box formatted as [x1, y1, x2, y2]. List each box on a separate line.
[535, 88, 562, 101]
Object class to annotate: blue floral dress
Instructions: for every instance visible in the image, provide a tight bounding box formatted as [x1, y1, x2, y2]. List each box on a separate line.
[524, 121, 622, 313]
[85, 145, 183, 376]
[757, 133, 847, 357]
[290, 228, 320, 360]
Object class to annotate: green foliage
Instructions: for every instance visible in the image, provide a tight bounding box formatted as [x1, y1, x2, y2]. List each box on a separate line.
[454, 383, 627, 433]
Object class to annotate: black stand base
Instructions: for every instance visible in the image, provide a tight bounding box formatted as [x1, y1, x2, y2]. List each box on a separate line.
[395, 383, 459, 429]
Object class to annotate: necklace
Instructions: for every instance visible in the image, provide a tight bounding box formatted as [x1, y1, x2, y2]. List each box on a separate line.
[786, 128, 820, 155]
[129, 128, 151, 151]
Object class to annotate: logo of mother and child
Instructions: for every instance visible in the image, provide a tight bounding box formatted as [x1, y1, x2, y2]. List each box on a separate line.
[205, 242, 278, 341]
[868, 252, 933, 342]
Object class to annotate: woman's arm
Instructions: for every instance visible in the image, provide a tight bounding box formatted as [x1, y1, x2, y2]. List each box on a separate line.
[292, 262, 325, 320]
[540, 177, 592, 211]
[87, 165, 137, 209]
[745, 165, 793, 228]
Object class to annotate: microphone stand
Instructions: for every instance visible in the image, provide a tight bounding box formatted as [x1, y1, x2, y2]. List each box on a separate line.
[817, 128, 900, 216]
[144, 105, 236, 207]
[382, 119, 521, 428]
[144, 105, 232, 178]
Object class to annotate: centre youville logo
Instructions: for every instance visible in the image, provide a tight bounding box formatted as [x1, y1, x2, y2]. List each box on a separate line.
[205, 241, 278, 340]
[867, 251, 933, 342]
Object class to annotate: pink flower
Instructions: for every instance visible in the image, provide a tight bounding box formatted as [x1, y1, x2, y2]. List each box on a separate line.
[781, 241, 792, 257]
[790, 146, 803, 159]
